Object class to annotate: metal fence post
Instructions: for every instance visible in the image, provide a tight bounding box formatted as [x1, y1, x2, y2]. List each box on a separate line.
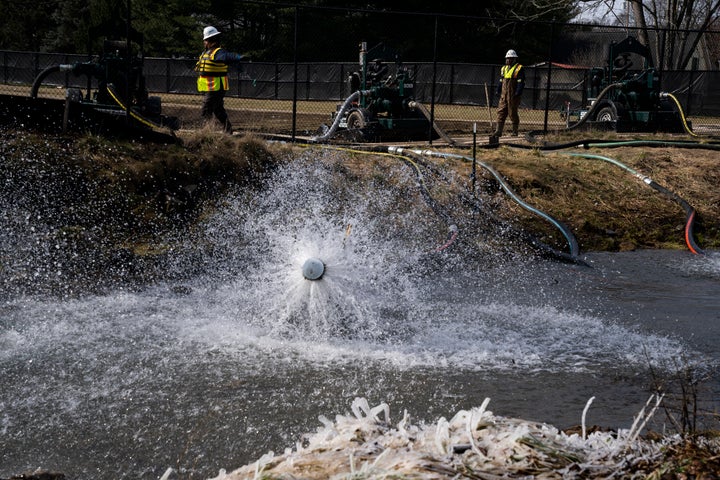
[428, 14, 438, 144]
[291, 5, 299, 141]
[275, 63, 279, 100]
[542, 22, 555, 134]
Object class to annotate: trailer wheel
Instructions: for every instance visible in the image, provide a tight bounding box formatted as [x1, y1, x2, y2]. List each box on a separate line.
[595, 106, 617, 122]
[347, 110, 367, 130]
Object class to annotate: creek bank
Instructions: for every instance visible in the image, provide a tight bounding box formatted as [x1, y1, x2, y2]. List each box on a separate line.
[2, 128, 717, 296]
[0, 129, 282, 295]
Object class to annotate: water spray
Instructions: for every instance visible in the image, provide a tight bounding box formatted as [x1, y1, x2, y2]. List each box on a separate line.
[302, 257, 326, 280]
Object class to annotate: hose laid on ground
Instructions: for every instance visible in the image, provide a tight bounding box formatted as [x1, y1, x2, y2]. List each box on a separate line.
[105, 83, 174, 136]
[563, 152, 704, 255]
[471, 137, 720, 152]
[395, 150, 459, 252]
[308, 143, 589, 263]
[661, 92, 698, 138]
[394, 147, 582, 263]
[453, 138, 708, 255]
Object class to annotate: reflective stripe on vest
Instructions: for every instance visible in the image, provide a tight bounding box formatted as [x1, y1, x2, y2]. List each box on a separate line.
[197, 47, 229, 92]
[501, 63, 523, 79]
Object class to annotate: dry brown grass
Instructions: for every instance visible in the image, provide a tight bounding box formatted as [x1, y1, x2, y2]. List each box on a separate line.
[420, 142, 720, 252]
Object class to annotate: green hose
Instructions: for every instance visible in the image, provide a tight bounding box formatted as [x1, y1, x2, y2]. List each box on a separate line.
[395, 147, 583, 263]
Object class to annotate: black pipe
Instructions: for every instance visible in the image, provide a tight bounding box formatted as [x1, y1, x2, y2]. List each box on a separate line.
[30, 65, 62, 98]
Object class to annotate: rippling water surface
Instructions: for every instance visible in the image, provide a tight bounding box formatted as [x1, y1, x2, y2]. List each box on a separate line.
[1, 155, 718, 479]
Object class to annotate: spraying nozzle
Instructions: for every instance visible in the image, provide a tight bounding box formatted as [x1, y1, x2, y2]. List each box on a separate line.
[302, 257, 326, 280]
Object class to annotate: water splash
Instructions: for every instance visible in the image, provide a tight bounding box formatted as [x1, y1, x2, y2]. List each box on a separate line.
[680, 250, 720, 279]
[2, 149, 718, 479]
[147, 150, 696, 373]
[185, 151, 433, 342]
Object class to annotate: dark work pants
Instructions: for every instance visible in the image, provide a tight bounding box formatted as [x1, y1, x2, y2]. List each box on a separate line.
[201, 90, 232, 133]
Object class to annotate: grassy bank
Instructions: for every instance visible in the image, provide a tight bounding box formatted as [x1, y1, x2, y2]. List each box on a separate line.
[435, 142, 720, 252]
[2, 128, 718, 296]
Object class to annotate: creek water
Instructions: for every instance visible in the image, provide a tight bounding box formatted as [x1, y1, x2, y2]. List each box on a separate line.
[1, 154, 719, 479]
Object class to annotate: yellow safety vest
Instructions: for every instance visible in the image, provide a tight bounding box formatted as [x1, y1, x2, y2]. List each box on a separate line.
[501, 63, 523, 79]
[196, 47, 229, 92]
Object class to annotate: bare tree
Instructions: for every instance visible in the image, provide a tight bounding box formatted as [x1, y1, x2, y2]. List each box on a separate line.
[577, 0, 720, 69]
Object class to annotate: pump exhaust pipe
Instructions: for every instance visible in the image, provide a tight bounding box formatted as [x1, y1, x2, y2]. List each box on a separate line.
[302, 257, 326, 280]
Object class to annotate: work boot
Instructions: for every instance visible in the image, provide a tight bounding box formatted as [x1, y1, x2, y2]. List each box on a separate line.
[492, 121, 504, 138]
[512, 124, 519, 136]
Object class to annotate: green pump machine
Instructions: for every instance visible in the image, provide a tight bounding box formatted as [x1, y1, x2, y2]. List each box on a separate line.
[316, 42, 433, 142]
[0, 12, 179, 142]
[567, 36, 686, 133]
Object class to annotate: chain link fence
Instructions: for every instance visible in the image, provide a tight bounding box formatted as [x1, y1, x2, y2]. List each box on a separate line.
[2, 5, 720, 139]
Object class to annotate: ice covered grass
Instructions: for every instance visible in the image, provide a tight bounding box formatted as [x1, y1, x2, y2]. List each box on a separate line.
[200, 396, 719, 479]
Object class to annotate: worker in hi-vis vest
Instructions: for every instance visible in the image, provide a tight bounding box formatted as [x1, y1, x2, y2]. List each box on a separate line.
[195, 26, 245, 133]
[492, 49, 525, 138]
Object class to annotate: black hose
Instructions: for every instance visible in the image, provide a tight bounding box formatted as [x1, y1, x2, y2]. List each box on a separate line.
[454, 138, 720, 152]
[30, 65, 62, 99]
[390, 147, 585, 265]
[398, 149, 580, 261]
[395, 149, 456, 227]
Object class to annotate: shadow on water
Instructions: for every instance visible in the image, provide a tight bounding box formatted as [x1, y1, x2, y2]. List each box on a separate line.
[1, 150, 719, 478]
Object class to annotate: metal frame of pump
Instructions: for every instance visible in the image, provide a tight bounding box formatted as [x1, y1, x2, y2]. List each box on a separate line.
[29, 24, 178, 133]
[573, 36, 684, 132]
[334, 42, 429, 138]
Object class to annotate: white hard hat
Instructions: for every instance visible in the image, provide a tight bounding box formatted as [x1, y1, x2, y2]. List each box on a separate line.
[203, 26, 221, 40]
[505, 49, 519, 58]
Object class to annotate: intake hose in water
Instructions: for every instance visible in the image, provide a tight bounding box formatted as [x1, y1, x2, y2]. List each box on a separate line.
[389, 146, 583, 264]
